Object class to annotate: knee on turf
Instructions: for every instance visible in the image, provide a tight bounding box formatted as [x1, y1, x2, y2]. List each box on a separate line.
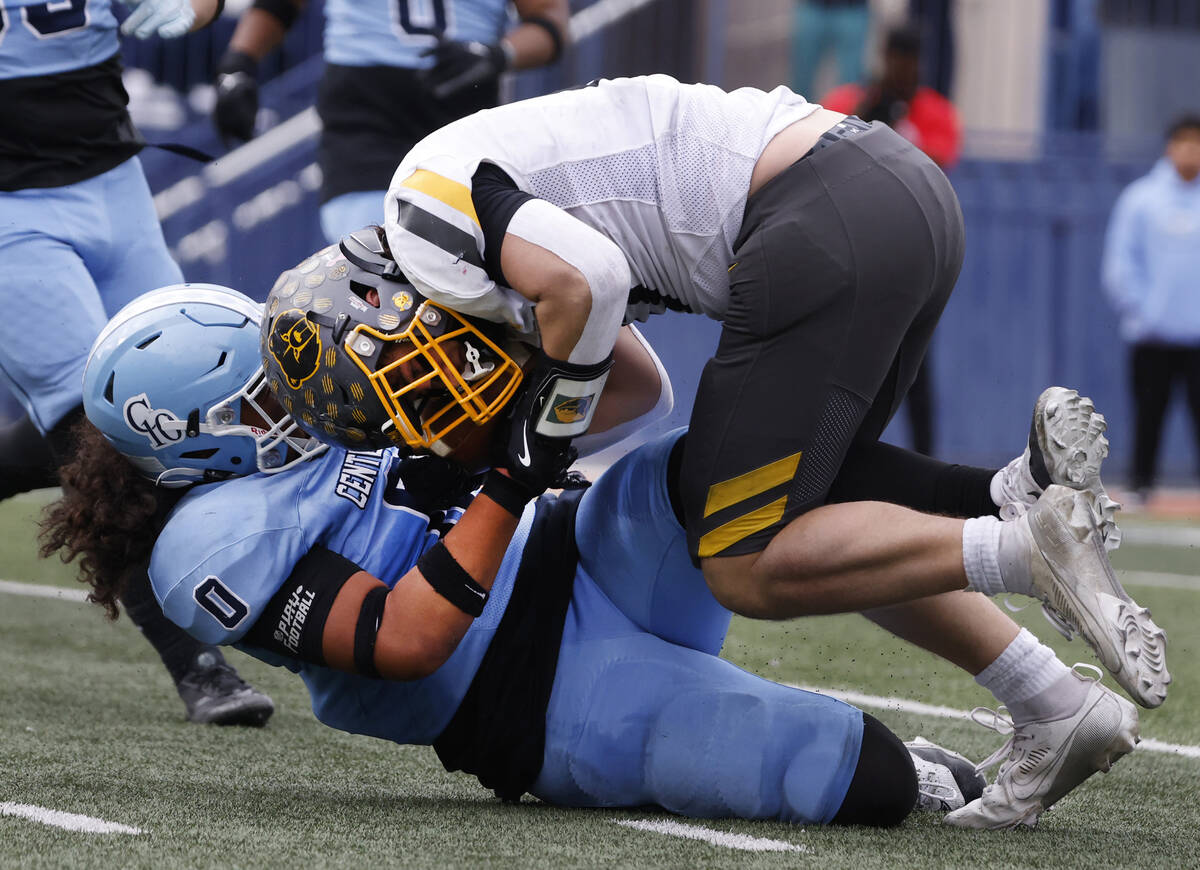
[830, 713, 917, 827]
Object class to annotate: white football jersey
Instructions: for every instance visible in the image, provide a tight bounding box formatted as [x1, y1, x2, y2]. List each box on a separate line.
[384, 75, 817, 327]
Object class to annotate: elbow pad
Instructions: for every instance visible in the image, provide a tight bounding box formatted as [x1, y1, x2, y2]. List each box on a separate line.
[506, 199, 630, 366]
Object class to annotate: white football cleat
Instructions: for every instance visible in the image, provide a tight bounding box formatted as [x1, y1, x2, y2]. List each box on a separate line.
[906, 737, 986, 812]
[993, 387, 1121, 550]
[943, 665, 1139, 830]
[1024, 485, 1169, 708]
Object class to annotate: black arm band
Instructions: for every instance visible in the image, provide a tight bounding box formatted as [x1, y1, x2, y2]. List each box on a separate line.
[519, 14, 565, 62]
[241, 545, 363, 665]
[480, 468, 533, 519]
[353, 585, 389, 678]
[417, 541, 489, 618]
[251, 0, 300, 30]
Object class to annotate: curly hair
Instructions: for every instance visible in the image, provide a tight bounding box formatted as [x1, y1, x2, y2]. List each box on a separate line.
[39, 419, 183, 620]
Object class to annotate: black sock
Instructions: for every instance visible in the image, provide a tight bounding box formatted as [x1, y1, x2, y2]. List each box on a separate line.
[830, 713, 917, 827]
[120, 564, 209, 685]
[828, 440, 999, 519]
[0, 412, 59, 499]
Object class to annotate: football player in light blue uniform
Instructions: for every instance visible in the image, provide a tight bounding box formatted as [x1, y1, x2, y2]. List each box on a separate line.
[51, 282, 986, 827]
[0, 0, 279, 725]
[211, 0, 567, 243]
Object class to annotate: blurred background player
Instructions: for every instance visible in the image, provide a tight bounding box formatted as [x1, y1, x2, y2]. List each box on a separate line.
[821, 22, 961, 456]
[789, 0, 870, 100]
[1102, 114, 1200, 505]
[211, 0, 569, 243]
[0, 0, 273, 725]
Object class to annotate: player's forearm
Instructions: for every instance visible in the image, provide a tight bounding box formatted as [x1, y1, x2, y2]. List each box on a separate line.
[189, 0, 221, 29]
[374, 494, 520, 680]
[507, 0, 569, 69]
[228, 5, 297, 60]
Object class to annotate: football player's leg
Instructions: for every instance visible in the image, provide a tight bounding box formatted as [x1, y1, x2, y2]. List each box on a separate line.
[533, 583, 905, 825]
[319, 190, 388, 245]
[0, 411, 59, 499]
[0, 187, 110, 437]
[575, 428, 730, 654]
[91, 157, 183, 316]
[683, 126, 967, 617]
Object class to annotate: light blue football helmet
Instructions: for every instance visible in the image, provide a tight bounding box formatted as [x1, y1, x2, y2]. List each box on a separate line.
[83, 284, 327, 487]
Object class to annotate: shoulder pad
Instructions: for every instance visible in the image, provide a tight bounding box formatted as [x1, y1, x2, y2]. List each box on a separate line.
[150, 479, 307, 646]
[385, 155, 535, 333]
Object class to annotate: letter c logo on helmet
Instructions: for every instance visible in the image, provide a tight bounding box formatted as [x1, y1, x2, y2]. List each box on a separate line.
[123, 393, 184, 450]
[268, 309, 322, 390]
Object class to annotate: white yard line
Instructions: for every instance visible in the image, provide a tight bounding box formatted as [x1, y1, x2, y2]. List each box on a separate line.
[1118, 570, 1200, 591]
[0, 803, 142, 835]
[794, 685, 1200, 760]
[613, 818, 807, 853]
[0, 579, 88, 602]
[1122, 525, 1200, 549]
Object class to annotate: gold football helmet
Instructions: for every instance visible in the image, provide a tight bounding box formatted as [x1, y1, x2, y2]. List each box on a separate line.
[261, 226, 524, 455]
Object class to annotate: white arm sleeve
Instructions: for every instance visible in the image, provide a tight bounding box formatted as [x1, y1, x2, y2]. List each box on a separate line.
[505, 198, 631, 366]
[573, 324, 674, 458]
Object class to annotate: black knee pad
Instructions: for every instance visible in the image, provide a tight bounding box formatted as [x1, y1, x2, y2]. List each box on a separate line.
[830, 713, 917, 827]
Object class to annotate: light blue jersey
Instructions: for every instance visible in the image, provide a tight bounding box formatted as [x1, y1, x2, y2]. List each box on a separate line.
[0, 0, 119, 79]
[150, 432, 864, 824]
[152, 446, 528, 744]
[323, 0, 509, 68]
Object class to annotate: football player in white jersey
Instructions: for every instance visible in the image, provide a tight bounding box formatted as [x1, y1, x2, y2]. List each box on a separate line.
[211, 0, 568, 244]
[46, 282, 1001, 827]
[368, 75, 1168, 712]
[260, 226, 1153, 829]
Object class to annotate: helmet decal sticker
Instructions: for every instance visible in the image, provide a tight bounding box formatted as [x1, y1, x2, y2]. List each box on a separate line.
[123, 393, 185, 449]
[269, 309, 323, 390]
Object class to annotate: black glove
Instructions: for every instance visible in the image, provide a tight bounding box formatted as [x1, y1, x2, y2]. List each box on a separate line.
[490, 350, 611, 499]
[214, 50, 259, 144]
[392, 452, 482, 515]
[419, 36, 508, 100]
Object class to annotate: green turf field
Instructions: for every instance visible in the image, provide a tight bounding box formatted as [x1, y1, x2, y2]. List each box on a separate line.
[2, 489, 1197, 869]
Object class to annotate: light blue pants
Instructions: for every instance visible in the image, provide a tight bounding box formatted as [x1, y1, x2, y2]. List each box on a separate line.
[0, 157, 182, 432]
[531, 430, 864, 824]
[319, 190, 387, 245]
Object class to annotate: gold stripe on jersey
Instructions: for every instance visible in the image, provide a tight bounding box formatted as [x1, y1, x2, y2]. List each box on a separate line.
[702, 451, 802, 518]
[399, 169, 481, 228]
[698, 495, 789, 559]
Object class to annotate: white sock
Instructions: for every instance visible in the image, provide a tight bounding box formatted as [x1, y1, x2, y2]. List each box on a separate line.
[962, 516, 1035, 597]
[975, 629, 1086, 725]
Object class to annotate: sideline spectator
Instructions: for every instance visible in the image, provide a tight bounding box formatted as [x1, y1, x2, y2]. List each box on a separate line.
[821, 23, 961, 455]
[790, 0, 870, 99]
[1102, 114, 1200, 501]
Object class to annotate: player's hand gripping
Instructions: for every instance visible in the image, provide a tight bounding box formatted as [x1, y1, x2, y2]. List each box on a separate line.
[488, 349, 611, 503]
[419, 35, 509, 100]
[118, 0, 195, 39]
[213, 51, 259, 143]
